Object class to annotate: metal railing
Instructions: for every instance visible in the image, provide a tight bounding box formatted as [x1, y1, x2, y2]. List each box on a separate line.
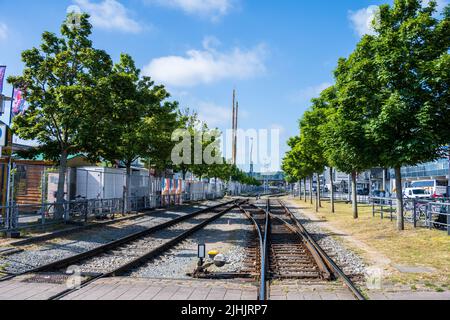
[290, 190, 371, 204]
[0, 191, 225, 232]
[371, 197, 450, 235]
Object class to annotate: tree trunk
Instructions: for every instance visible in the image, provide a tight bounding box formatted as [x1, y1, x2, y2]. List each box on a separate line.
[304, 179, 307, 203]
[395, 166, 404, 231]
[309, 176, 313, 205]
[125, 164, 132, 213]
[55, 149, 68, 219]
[317, 173, 322, 208]
[298, 180, 302, 200]
[316, 174, 321, 212]
[330, 167, 335, 213]
[348, 174, 352, 202]
[352, 171, 358, 219]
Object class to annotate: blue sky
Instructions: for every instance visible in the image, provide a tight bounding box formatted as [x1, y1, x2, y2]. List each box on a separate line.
[0, 0, 448, 171]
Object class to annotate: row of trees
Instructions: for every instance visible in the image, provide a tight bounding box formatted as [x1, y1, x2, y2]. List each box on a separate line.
[283, 0, 449, 230]
[8, 13, 259, 214]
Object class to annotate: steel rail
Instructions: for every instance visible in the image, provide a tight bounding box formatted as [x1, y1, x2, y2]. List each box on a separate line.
[267, 199, 331, 280]
[0, 200, 236, 282]
[48, 200, 245, 300]
[276, 200, 366, 301]
[237, 203, 267, 301]
[261, 204, 270, 301]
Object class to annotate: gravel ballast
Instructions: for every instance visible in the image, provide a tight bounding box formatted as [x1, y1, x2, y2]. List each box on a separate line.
[129, 207, 254, 279]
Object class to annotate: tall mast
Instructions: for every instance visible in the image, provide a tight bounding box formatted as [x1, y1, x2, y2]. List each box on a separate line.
[234, 101, 239, 166]
[250, 137, 254, 176]
[232, 89, 236, 165]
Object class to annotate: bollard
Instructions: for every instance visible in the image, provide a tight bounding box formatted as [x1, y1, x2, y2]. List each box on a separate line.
[428, 204, 432, 230]
[390, 201, 393, 221]
[447, 213, 450, 236]
[372, 199, 375, 218]
[413, 199, 417, 228]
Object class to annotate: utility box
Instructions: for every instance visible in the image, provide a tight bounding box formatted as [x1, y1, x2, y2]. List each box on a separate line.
[76, 167, 126, 200]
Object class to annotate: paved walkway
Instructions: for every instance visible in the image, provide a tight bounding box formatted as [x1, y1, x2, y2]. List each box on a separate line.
[368, 290, 450, 300]
[2, 275, 449, 300]
[269, 280, 356, 300]
[62, 278, 257, 301]
[0, 276, 257, 300]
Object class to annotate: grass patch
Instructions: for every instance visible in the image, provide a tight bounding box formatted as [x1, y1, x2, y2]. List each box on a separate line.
[290, 197, 450, 288]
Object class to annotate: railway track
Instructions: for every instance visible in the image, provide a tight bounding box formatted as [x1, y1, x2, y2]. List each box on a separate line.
[239, 199, 365, 301]
[1, 200, 244, 300]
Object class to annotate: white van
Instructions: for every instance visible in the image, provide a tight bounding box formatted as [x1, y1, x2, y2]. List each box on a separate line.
[403, 188, 431, 199]
[410, 180, 448, 198]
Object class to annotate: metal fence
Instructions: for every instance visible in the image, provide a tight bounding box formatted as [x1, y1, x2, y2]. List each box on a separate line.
[290, 190, 371, 204]
[288, 189, 449, 235]
[371, 197, 450, 235]
[0, 190, 225, 232]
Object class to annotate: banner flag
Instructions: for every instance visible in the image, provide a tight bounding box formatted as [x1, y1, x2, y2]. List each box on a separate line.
[12, 88, 28, 117]
[0, 66, 5, 95]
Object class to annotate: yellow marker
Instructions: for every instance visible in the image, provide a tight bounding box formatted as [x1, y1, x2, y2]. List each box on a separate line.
[208, 250, 219, 259]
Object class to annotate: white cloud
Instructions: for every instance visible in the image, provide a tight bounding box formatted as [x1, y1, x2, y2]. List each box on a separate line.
[195, 100, 249, 128]
[290, 82, 332, 105]
[349, 5, 379, 37]
[0, 23, 8, 41]
[423, 0, 449, 12]
[350, 1, 448, 37]
[147, 0, 234, 20]
[74, 0, 143, 33]
[196, 102, 231, 128]
[143, 37, 267, 87]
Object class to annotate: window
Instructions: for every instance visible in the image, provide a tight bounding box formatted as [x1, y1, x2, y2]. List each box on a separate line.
[15, 165, 28, 196]
[412, 181, 434, 188]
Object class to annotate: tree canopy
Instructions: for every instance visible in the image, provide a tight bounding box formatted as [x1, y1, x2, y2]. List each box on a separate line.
[283, 0, 450, 228]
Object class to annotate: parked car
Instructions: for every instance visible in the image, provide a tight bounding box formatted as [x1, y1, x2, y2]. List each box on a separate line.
[372, 190, 391, 198]
[357, 188, 370, 196]
[410, 180, 448, 198]
[403, 188, 431, 199]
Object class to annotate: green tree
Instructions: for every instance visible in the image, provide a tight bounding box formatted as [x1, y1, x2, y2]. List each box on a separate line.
[321, 35, 382, 219]
[92, 54, 172, 212]
[173, 109, 199, 180]
[143, 100, 181, 176]
[8, 14, 113, 215]
[299, 100, 331, 212]
[368, 0, 450, 230]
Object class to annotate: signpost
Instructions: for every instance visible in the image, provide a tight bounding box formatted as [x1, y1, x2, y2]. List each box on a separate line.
[448, 147, 450, 197]
[0, 123, 6, 158]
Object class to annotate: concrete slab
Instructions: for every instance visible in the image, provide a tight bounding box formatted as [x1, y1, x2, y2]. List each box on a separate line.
[393, 265, 437, 274]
